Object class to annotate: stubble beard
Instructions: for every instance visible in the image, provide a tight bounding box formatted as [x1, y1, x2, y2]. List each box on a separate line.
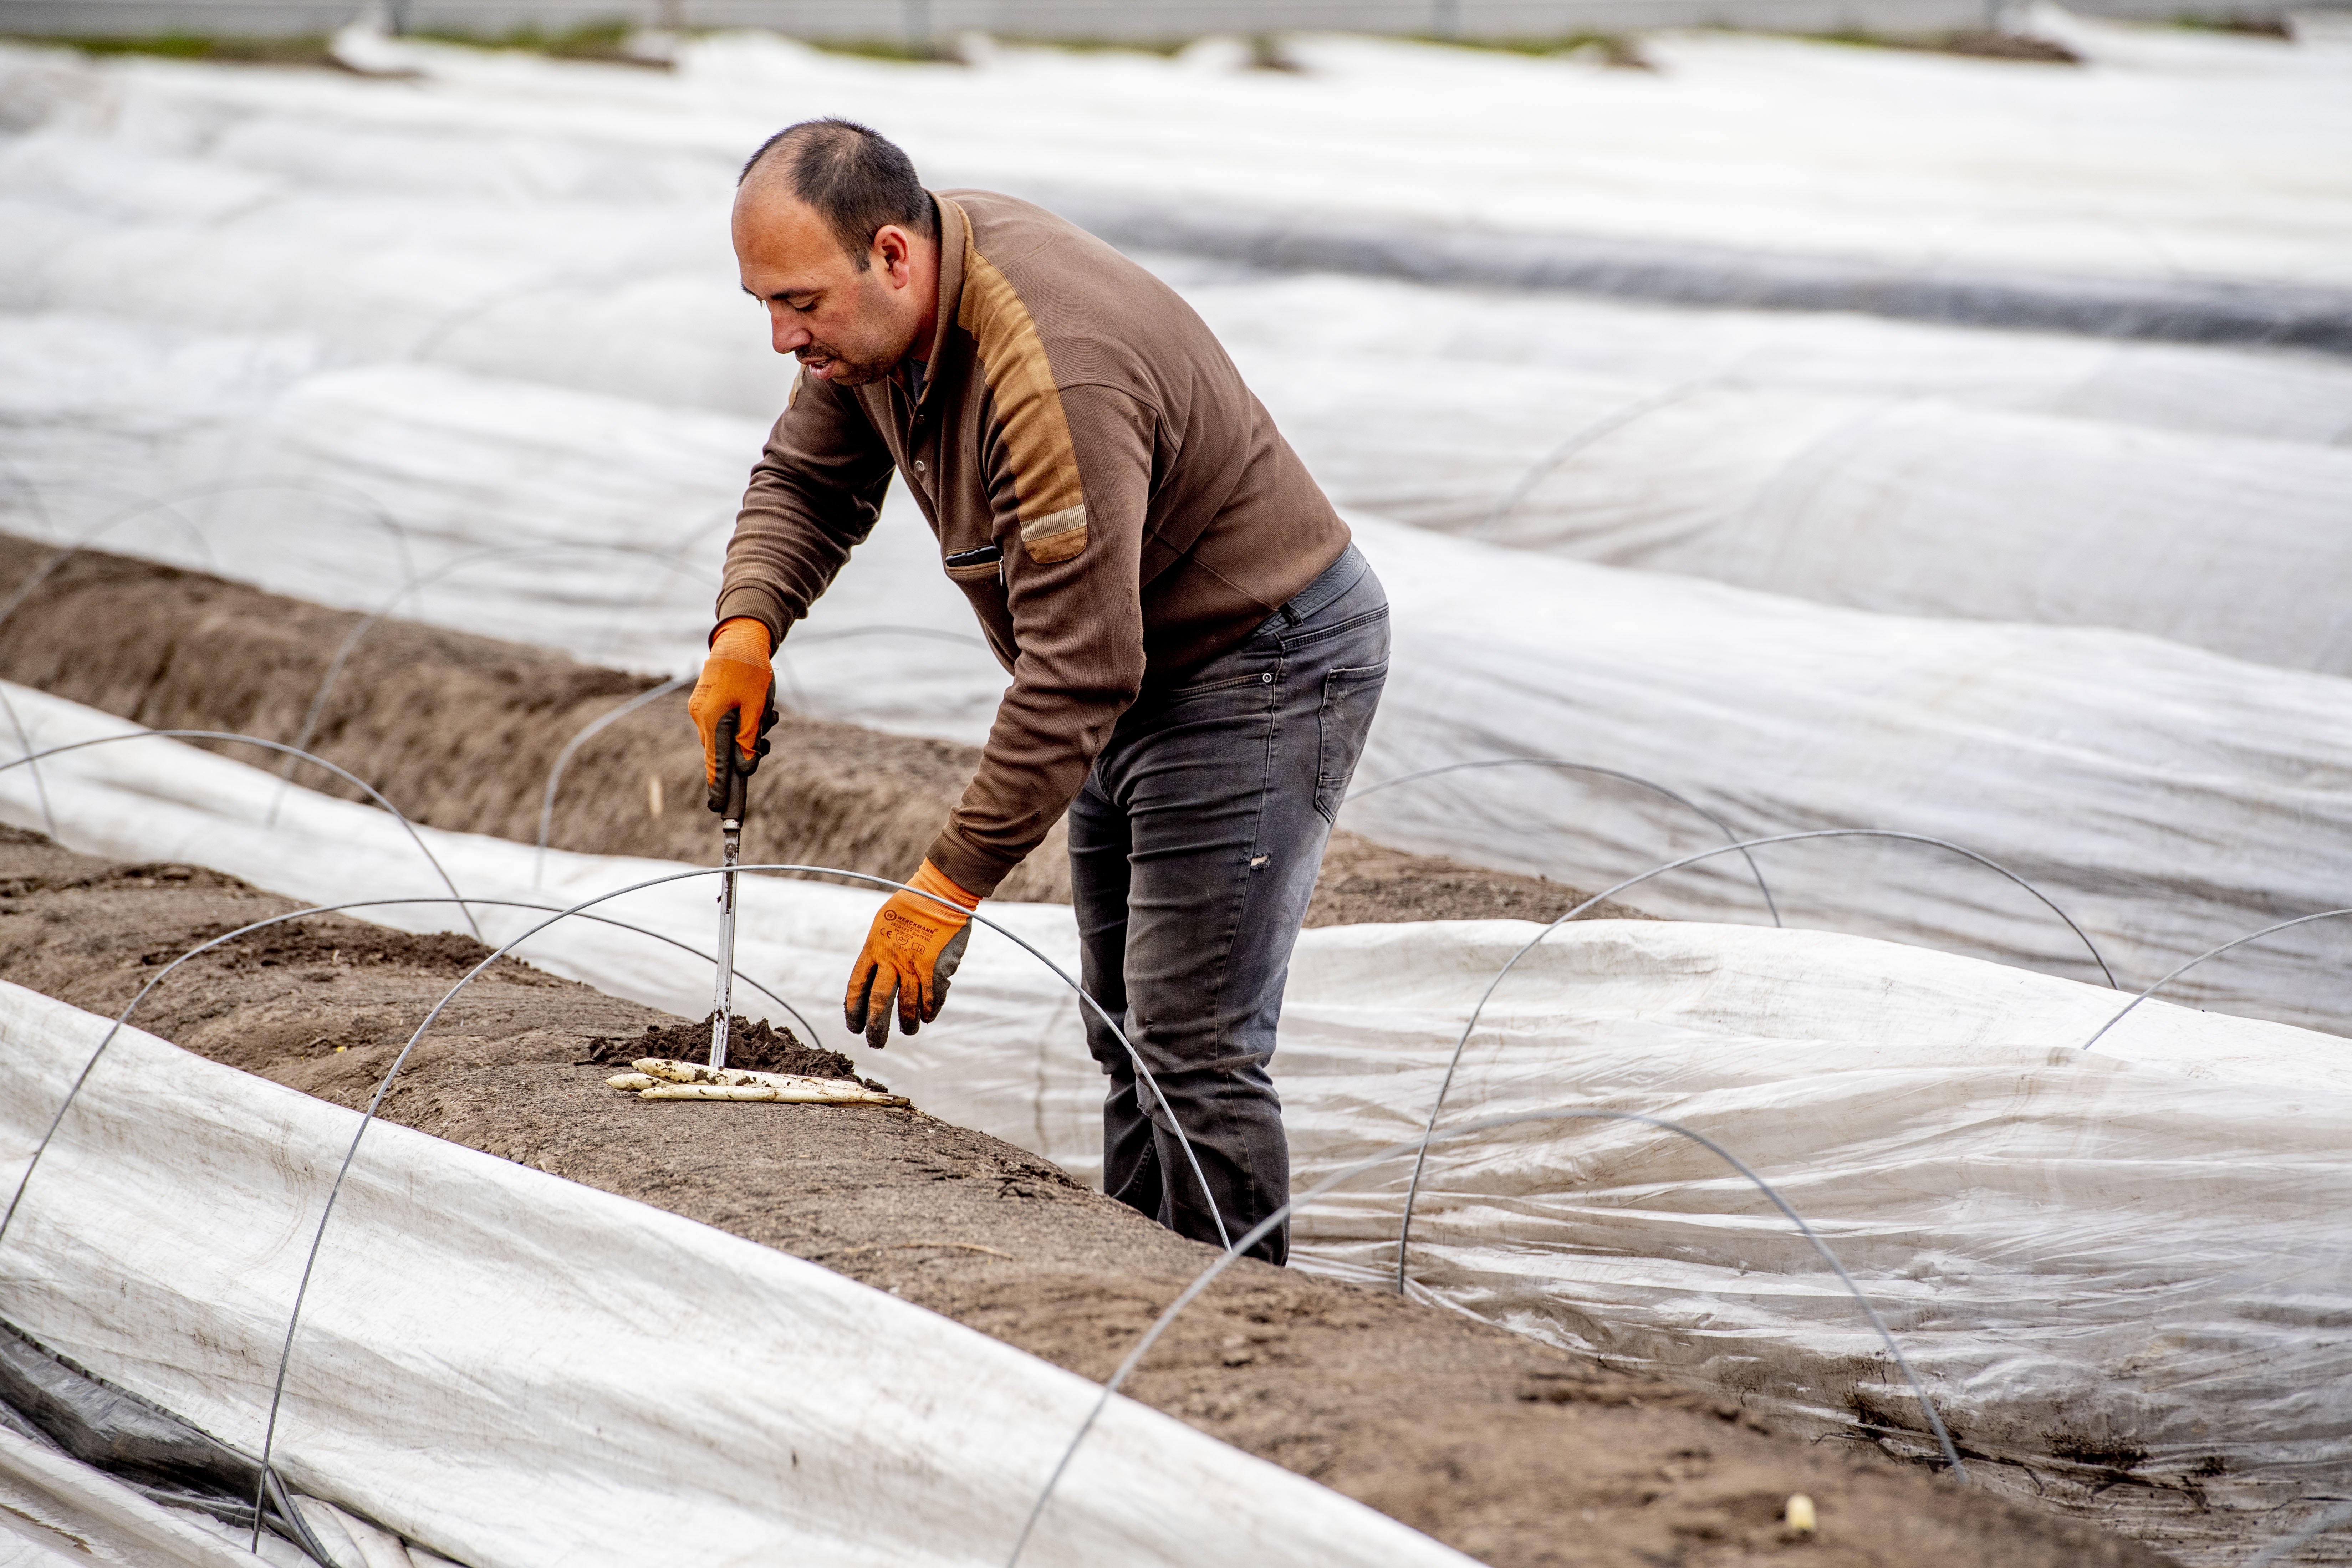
[800, 265, 913, 388]
[801, 349, 895, 388]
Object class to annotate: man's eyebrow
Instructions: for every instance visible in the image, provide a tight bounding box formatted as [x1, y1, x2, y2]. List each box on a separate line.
[743, 284, 820, 302]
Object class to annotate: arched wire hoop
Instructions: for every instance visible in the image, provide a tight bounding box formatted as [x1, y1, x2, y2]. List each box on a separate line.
[404, 251, 689, 363]
[587, 522, 740, 666]
[271, 541, 717, 812]
[0, 731, 479, 940]
[184, 475, 419, 583]
[407, 275, 568, 363]
[1345, 756, 1781, 925]
[790, 625, 991, 650]
[2079, 908, 2352, 1053]
[534, 625, 995, 884]
[245, 861, 1236, 1548]
[535, 673, 693, 885]
[0, 453, 54, 533]
[0, 894, 819, 1251]
[2246, 1499, 2352, 1568]
[1474, 380, 1710, 539]
[674, 506, 743, 557]
[0, 688, 56, 840]
[1004, 1107, 1967, 1567]
[68, 476, 420, 599]
[1396, 827, 2118, 1296]
[767, 623, 994, 716]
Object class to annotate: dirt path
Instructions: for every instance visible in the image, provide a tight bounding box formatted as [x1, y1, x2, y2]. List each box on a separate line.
[0, 827, 2167, 1568]
[0, 532, 1648, 925]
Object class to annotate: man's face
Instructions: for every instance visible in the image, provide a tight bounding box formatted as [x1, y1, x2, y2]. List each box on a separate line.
[734, 188, 922, 388]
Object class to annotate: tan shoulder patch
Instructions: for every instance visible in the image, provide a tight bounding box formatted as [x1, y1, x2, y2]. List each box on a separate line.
[958, 231, 1088, 565]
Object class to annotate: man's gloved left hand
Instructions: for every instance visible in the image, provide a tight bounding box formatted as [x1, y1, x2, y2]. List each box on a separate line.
[846, 859, 981, 1049]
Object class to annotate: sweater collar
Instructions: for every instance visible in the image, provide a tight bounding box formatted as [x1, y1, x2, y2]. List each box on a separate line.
[913, 192, 969, 405]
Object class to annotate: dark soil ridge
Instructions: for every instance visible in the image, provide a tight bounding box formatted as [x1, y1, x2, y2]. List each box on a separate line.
[0, 827, 2168, 1568]
[0, 532, 1650, 926]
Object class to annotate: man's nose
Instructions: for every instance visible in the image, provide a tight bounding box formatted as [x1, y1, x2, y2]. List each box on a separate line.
[769, 310, 811, 356]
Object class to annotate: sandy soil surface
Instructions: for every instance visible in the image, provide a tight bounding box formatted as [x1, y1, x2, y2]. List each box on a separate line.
[0, 532, 1649, 925]
[0, 826, 2168, 1568]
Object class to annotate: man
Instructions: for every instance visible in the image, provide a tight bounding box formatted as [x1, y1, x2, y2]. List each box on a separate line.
[689, 119, 1386, 1265]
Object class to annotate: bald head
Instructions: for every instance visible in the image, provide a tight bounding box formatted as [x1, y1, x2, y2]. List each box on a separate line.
[738, 118, 936, 265]
[733, 119, 940, 389]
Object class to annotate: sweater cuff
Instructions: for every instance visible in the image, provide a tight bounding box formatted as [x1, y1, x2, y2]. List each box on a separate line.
[713, 585, 788, 652]
[923, 823, 1013, 900]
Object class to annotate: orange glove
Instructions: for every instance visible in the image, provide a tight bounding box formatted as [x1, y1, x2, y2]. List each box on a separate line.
[845, 859, 980, 1048]
[689, 617, 774, 789]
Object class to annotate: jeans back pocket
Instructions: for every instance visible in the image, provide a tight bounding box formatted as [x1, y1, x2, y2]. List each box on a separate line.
[1315, 663, 1389, 823]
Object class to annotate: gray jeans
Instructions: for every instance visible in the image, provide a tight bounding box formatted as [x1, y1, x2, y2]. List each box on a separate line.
[1070, 544, 1388, 1264]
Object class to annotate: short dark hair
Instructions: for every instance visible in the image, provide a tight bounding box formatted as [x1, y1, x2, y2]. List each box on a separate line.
[738, 118, 936, 265]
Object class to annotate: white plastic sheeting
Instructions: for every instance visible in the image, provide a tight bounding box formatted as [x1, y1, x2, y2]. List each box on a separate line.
[0, 1427, 267, 1567]
[1275, 920, 2352, 1558]
[2, 694, 2349, 1563]
[7, 56, 2351, 443]
[9, 300, 2352, 680]
[2, 25, 2347, 1566]
[1170, 265, 2352, 448]
[0, 318, 1013, 736]
[9, 302, 2352, 691]
[5, 43, 2352, 673]
[1350, 513, 2352, 1037]
[1229, 350, 2352, 675]
[13, 344, 2352, 1041]
[0, 1430, 455, 1568]
[7, 319, 2352, 1032]
[0, 985, 1476, 1568]
[6, 15, 2349, 292]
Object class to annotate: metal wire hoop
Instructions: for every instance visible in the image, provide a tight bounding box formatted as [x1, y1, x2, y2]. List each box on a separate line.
[0, 894, 820, 1252]
[1004, 1106, 1967, 1568]
[0, 730, 480, 940]
[244, 860, 1242, 1547]
[1396, 826, 2119, 1297]
[1344, 755, 1782, 925]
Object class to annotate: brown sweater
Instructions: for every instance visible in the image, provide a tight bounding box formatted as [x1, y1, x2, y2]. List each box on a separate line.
[717, 190, 1350, 897]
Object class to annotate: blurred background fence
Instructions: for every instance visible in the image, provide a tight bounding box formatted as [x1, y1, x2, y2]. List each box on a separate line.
[0, 0, 2318, 42]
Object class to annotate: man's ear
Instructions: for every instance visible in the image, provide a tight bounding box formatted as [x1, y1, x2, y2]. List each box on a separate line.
[873, 225, 912, 287]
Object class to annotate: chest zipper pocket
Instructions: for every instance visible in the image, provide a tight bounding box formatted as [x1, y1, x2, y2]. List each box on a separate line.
[944, 542, 1005, 586]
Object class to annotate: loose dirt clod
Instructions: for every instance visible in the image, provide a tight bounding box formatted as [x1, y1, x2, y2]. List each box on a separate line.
[582, 1014, 887, 1093]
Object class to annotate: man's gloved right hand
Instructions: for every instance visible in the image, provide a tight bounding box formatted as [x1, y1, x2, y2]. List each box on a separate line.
[689, 617, 777, 793]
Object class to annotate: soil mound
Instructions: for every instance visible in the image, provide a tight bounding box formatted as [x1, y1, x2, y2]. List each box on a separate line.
[0, 533, 1651, 926]
[584, 1013, 888, 1093]
[176, 919, 544, 980]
